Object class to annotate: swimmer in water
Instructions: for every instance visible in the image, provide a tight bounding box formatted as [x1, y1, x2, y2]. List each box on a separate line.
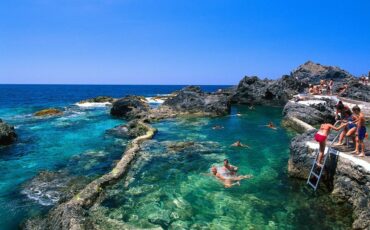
[210, 166, 252, 188]
[212, 125, 224, 130]
[231, 140, 251, 148]
[266, 122, 277, 130]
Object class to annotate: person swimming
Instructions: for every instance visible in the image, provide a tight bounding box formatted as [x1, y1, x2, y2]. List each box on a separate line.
[231, 140, 250, 148]
[266, 122, 277, 130]
[210, 166, 252, 188]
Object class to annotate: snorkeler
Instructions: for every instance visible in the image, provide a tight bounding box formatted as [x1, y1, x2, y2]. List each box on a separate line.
[210, 166, 252, 188]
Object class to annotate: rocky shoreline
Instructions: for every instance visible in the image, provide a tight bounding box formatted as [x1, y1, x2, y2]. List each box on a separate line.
[21, 61, 370, 229]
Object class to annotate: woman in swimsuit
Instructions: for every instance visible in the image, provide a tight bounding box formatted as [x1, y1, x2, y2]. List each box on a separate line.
[335, 110, 357, 146]
[315, 122, 345, 167]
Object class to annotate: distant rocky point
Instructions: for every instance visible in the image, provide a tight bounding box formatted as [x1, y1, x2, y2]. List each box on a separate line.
[0, 119, 17, 145]
[34, 108, 63, 117]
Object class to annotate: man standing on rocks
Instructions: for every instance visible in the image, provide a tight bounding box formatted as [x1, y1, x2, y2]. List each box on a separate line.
[352, 106, 367, 157]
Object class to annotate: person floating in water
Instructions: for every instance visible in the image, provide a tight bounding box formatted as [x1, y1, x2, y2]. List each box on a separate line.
[231, 140, 250, 148]
[314, 122, 345, 167]
[352, 105, 367, 157]
[212, 125, 224, 130]
[210, 165, 252, 188]
[223, 159, 238, 175]
[266, 121, 277, 130]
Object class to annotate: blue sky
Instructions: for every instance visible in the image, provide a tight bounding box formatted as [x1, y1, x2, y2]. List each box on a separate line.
[0, 0, 369, 85]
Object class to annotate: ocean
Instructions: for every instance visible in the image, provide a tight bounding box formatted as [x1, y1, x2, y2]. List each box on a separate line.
[0, 85, 352, 229]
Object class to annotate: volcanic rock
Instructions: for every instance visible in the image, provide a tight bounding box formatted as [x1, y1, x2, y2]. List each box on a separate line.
[34, 108, 63, 117]
[0, 119, 17, 145]
[110, 96, 150, 120]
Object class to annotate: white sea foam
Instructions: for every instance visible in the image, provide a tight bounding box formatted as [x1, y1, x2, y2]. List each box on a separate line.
[145, 97, 165, 104]
[75, 102, 111, 108]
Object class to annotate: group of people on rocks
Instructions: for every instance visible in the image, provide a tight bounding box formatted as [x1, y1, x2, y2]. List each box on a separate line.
[360, 75, 369, 85]
[308, 79, 334, 96]
[314, 101, 367, 167]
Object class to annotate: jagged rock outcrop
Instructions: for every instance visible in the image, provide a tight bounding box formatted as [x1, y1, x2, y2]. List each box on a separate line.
[110, 96, 149, 120]
[291, 61, 354, 84]
[338, 78, 370, 102]
[34, 108, 63, 117]
[78, 96, 114, 104]
[282, 99, 336, 127]
[0, 119, 17, 145]
[162, 86, 231, 116]
[231, 75, 308, 105]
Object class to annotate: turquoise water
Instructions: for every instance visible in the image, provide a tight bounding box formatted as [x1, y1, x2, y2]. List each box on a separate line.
[95, 106, 353, 229]
[0, 85, 228, 229]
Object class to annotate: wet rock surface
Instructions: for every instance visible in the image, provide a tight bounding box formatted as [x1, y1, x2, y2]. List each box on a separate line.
[21, 171, 89, 206]
[110, 96, 150, 120]
[34, 108, 63, 117]
[107, 120, 150, 138]
[231, 75, 307, 105]
[0, 119, 17, 145]
[162, 86, 231, 116]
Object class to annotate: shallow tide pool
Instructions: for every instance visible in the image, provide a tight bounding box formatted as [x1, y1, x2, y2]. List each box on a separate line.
[94, 106, 353, 229]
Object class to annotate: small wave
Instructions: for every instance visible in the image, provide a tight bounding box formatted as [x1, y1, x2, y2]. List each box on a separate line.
[145, 97, 165, 104]
[74, 102, 112, 108]
[21, 186, 61, 206]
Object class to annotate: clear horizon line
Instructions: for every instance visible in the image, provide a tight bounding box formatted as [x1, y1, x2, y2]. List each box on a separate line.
[0, 83, 235, 86]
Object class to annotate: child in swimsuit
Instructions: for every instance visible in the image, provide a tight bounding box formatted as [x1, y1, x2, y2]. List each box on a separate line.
[315, 122, 345, 167]
[352, 106, 367, 156]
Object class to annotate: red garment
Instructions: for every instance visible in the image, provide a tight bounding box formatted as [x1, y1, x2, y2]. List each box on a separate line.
[314, 133, 327, 143]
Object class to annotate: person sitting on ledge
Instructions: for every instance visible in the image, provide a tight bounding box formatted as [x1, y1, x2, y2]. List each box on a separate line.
[352, 105, 367, 157]
[334, 110, 357, 146]
[335, 101, 350, 120]
[315, 122, 346, 167]
[210, 166, 252, 188]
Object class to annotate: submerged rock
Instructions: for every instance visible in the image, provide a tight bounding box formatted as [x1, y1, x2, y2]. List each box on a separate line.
[0, 119, 17, 145]
[231, 75, 307, 105]
[21, 171, 89, 206]
[110, 95, 150, 120]
[107, 120, 150, 138]
[34, 108, 63, 117]
[162, 86, 231, 116]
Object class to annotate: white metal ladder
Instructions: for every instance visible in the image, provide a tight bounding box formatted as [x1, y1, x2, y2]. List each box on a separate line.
[307, 121, 342, 191]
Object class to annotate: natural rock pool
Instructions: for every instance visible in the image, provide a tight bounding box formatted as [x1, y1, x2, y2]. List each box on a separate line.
[0, 85, 354, 229]
[90, 106, 353, 229]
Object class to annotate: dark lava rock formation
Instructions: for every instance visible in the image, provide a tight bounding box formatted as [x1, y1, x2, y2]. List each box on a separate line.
[282, 100, 336, 126]
[231, 75, 308, 105]
[110, 96, 150, 120]
[291, 61, 354, 84]
[162, 86, 231, 116]
[78, 96, 114, 104]
[0, 119, 17, 145]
